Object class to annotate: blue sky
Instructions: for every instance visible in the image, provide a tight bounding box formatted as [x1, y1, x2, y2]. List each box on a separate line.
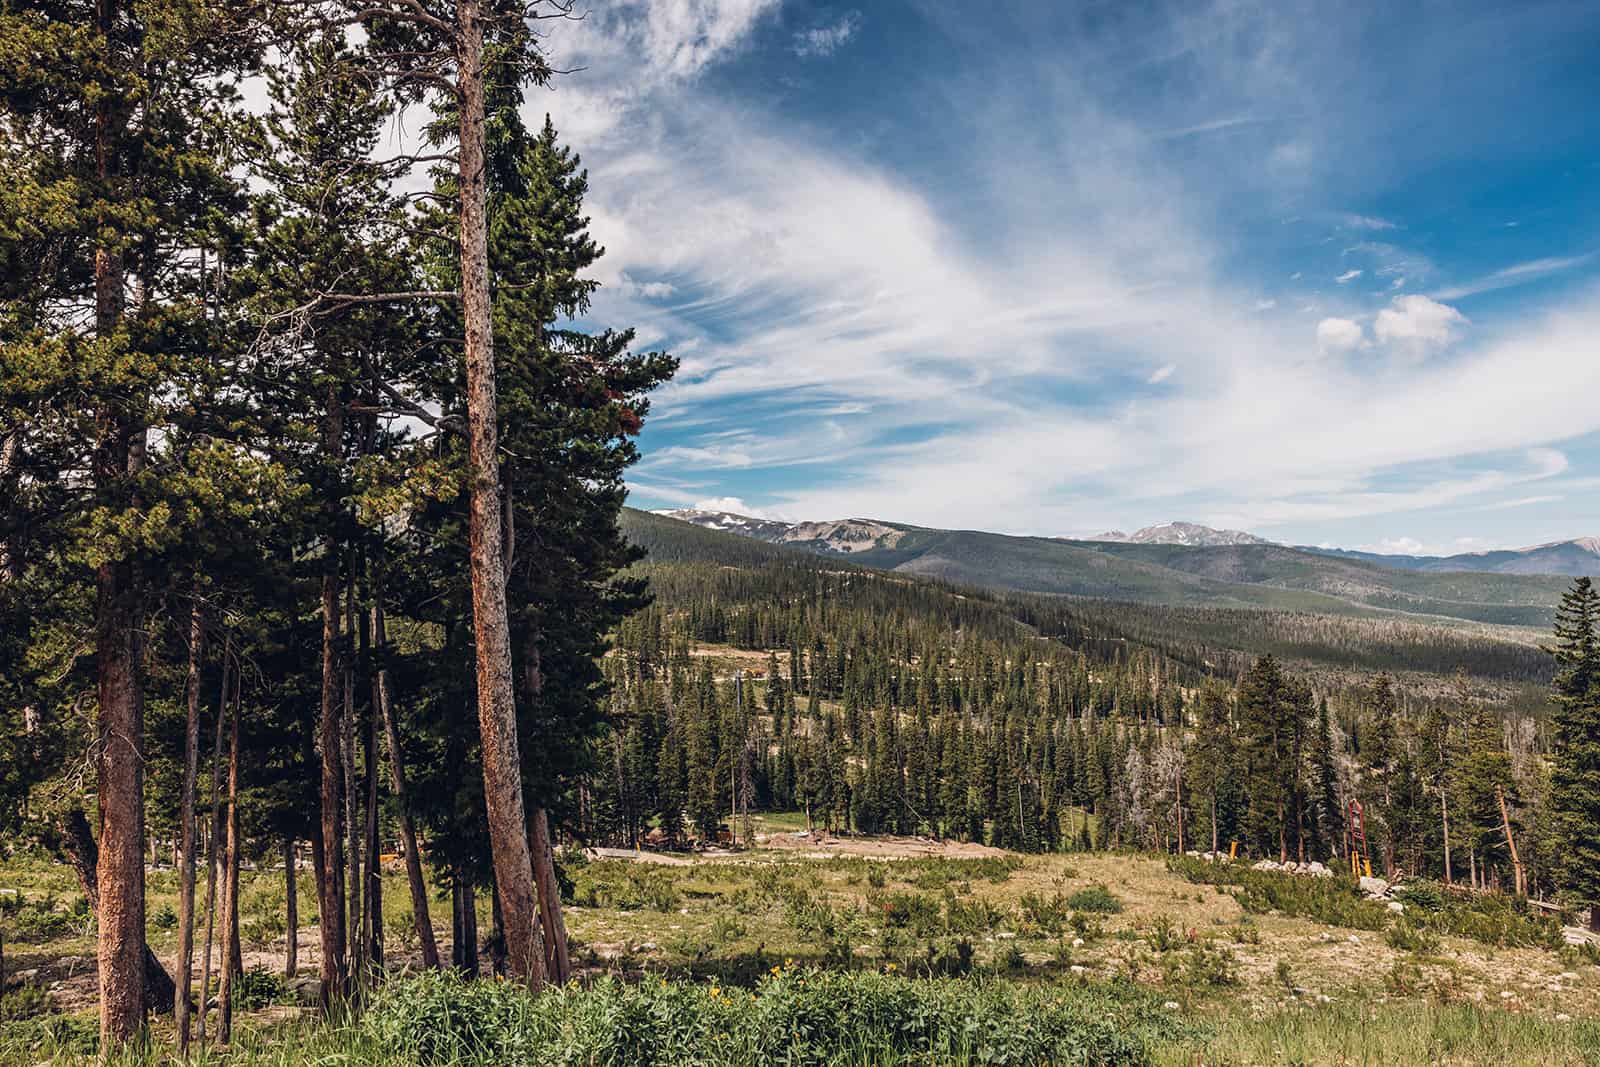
[534, 0, 1600, 554]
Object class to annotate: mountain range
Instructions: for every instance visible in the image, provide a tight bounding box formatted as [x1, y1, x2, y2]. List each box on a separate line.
[659, 510, 1600, 578]
[648, 509, 1597, 628]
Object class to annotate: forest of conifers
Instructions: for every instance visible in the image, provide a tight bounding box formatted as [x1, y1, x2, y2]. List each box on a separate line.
[5, 0, 1600, 1061]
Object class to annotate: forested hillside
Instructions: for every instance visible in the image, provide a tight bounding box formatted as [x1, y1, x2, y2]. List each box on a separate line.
[658, 510, 1576, 626]
[595, 508, 1599, 906]
[621, 509, 1553, 704]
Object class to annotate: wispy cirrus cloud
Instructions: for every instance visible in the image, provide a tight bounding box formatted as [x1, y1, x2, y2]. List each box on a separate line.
[792, 11, 861, 58]
[1434, 254, 1594, 301]
[530, 0, 1600, 549]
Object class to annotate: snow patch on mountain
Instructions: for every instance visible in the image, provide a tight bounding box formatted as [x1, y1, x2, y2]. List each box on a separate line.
[1091, 521, 1274, 547]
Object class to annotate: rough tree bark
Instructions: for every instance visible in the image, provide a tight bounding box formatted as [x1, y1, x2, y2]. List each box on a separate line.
[176, 594, 204, 1051]
[455, 0, 542, 987]
[284, 839, 298, 977]
[451, 873, 479, 978]
[89, 0, 147, 1044]
[362, 657, 382, 978]
[372, 569, 440, 968]
[317, 378, 347, 1009]
[57, 808, 175, 1014]
[344, 565, 363, 984]
[529, 809, 570, 983]
[217, 681, 241, 1043]
[198, 643, 229, 1045]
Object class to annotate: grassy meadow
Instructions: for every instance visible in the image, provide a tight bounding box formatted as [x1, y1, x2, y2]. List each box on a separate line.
[4, 834, 1600, 1064]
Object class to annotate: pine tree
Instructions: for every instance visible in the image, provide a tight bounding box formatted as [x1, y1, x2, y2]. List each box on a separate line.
[1547, 578, 1600, 927]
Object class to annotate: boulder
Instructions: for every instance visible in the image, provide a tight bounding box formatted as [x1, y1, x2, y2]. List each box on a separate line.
[1359, 875, 1390, 898]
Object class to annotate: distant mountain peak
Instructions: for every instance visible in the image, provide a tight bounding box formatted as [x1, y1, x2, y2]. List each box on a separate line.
[656, 508, 905, 555]
[1091, 521, 1274, 547]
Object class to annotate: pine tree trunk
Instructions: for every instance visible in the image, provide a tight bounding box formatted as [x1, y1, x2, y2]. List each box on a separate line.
[318, 545, 346, 1008]
[452, 875, 480, 978]
[90, 0, 145, 1045]
[1441, 789, 1453, 886]
[530, 809, 570, 982]
[285, 839, 298, 977]
[373, 580, 440, 968]
[344, 566, 363, 984]
[456, 0, 542, 988]
[198, 647, 229, 1045]
[218, 690, 241, 1043]
[363, 680, 383, 976]
[58, 807, 175, 1013]
[176, 595, 204, 1051]
[1497, 786, 1525, 896]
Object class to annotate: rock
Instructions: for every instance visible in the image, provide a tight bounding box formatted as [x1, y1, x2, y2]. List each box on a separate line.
[1387, 901, 1405, 914]
[289, 977, 321, 1008]
[1317, 994, 1332, 1004]
[1557, 1013, 1573, 1022]
[1359, 875, 1390, 897]
[1306, 862, 1326, 875]
[1163, 1001, 1181, 1011]
[1071, 937, 1084, 947]
[1346, 935, 1361, 945]
[1499, 990, 1515, 1000]
[996, 931, 1016, 940]
[1559, 971, 1580, 981]
[1070, 965, 1088, 975]
[13, 969, 38, 982]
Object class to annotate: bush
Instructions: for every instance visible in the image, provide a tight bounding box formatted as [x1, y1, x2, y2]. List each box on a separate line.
[1385, 917, 1441, 954]
[1416, 892, 1562, 950]
[0, 983, 49, 1022]
[359, 967, 1183, 1066]
[1392, 880, 1445, 913]
[904, 856, 1022, 889]
[233, 966, 286, 1011]
[1019, 891, 1073, 935]
[1167, 857, 1387, 931]
[868, 890, 941, 935]
[1067, 884, 1123, 914]
[571, 862, 681, 912]
[149, 903, 178, 930]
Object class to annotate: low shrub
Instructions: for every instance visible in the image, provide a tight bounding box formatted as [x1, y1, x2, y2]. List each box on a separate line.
[1385, 917, 1441, 954]
[233, 966, 286, 1011]
[1166, 856, 1387, 930]
[1067, 884, 1123, 914]
[570, 862, 681, 912]
[359, 967, 1182, 1065]
[1018, 890, 1073, 935]
[0, 983, 49, 1021]
[903, 856, 1022, 890]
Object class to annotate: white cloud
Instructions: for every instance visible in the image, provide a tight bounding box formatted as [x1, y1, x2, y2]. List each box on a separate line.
[692, 496, 775, 517]
[1254, 298, 1277, 310]
[1335, 269, 1363, 284]
[1373, 294, 1467, 351]
[1358, 536, 1428, 555]
[1316, 317, 1364, 353]
[1342, 214, 1396, 231]
[531, 2, 1600, 540]
[793, 12, 861, 58]
[1147, 363, 1176, 384]
[1434, 254, 1593, 300]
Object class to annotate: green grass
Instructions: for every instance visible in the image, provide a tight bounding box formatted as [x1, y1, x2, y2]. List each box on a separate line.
[1159, 999, 1600, 1066]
